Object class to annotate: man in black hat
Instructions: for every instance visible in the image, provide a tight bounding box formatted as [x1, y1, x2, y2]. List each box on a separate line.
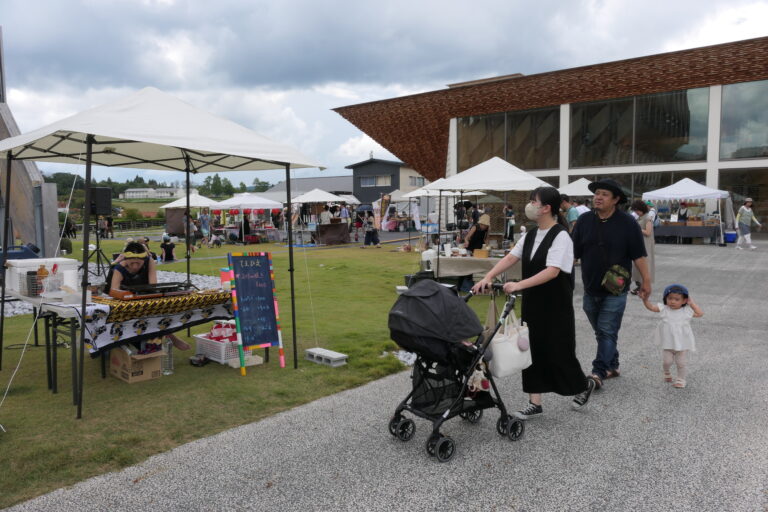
[571, 178, 651, 390]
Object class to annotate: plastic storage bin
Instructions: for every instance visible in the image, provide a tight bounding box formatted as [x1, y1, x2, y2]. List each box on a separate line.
[194, 334, 242, 364]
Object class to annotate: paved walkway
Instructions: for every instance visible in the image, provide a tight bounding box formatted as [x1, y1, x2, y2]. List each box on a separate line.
[8, 242, 768, 511]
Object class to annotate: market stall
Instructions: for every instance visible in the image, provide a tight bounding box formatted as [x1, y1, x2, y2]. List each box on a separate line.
[214, 193, 283, 243]
[160, 192, 220, 235]
[291, 188, 349, 245]
[0, 87, 322, 417]
[642, 178, 730, 245]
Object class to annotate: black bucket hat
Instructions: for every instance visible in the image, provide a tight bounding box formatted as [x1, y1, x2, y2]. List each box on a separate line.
[588, 178, 628, 204]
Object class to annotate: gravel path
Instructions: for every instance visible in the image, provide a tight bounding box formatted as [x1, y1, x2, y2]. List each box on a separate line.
[6, 242, 768, 511]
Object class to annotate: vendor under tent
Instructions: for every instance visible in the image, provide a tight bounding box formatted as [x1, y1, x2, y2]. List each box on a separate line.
[214, 193, 284, 242]
[558, 178, 593, 197]
[0, 86, 322, 415]
[291, 188, 348, 245]
[160, 193, 220, 235]
[642, 178, 730, 245]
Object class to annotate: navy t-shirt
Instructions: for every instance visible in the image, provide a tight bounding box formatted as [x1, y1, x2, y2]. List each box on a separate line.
[572, 210, 647, 296]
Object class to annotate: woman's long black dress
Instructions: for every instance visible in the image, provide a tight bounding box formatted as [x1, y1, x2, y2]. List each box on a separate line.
[520, 224, 587, 396]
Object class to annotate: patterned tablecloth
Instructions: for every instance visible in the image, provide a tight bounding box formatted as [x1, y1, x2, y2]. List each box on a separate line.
[79, 291, 233, 353]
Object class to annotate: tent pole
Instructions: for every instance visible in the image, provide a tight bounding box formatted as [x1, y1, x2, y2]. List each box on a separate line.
[436, 190, 442, 279]
[285, 164, 298, 369]
[0, 151, 13, 371]
[77, 134, 95, 419]
[185, 162, 191, 287]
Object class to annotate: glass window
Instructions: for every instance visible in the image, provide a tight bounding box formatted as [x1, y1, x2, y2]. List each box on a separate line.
[360, 176, 375, 187]
[409, 176, 425, 187]
[635, 88, 708, 163]
[506, 107, 559, 169]
[457, 114, 505, 172]
[721, 80, 768, 159]
[719, 169, 768, 214]
[376, 175, 391, 187]
[570, 98, 634, 167]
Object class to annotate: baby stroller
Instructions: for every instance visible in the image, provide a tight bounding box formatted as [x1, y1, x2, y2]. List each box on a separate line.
[387, 279, 524, 462]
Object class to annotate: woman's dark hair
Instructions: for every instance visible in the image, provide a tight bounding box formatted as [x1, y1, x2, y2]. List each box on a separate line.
[630, 199, 649, 214]
[123, 242, 148, 256]
[531, 186, 568, 228]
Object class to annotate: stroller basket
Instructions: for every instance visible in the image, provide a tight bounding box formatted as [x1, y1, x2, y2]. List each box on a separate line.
[410, 361, 462, 416]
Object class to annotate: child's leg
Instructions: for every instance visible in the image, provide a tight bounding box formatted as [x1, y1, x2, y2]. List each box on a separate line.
[662, 349, 675, 381]
[674, 350, 688, 381]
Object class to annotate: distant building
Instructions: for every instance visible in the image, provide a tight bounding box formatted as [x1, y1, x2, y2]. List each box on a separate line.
[266, 175, 353, 195]
[120, 187, 195, 199]
[345, 158, 428, 204]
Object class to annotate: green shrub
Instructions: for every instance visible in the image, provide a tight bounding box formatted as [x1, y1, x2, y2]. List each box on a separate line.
[124, 208, 142, 221]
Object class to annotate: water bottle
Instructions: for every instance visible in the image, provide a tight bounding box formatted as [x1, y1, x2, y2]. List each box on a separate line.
[162, 338, 174, 376]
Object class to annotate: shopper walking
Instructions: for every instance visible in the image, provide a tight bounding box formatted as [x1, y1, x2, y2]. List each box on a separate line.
[641, 284, 704, 388]
[473, 187, 595, 420]
[735, 198, 762, 250]
[571, 179, 650, 390]
[629, 200, 655, 295]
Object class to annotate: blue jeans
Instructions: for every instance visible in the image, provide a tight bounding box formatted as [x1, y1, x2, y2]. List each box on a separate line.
[583, 293, 628, 380]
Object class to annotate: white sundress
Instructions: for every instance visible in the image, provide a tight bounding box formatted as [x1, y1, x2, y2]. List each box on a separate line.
[654, 304, 696, 352]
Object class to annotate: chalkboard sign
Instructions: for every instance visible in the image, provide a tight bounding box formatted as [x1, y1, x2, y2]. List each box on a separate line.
[227, 253, 283, 355]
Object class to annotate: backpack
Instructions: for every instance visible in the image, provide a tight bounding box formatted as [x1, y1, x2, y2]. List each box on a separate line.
[653, 211, 660, 228]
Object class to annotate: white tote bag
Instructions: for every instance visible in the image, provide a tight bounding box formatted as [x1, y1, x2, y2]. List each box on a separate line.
[488, 310, 532, 378]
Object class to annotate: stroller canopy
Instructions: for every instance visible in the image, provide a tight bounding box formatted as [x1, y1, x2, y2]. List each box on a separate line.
[389, 280, 483, 342]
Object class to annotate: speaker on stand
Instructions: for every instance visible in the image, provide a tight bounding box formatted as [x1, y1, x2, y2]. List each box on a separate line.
[83, 188, 113, 277]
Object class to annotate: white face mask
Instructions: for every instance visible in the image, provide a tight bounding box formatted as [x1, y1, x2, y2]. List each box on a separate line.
[525, 202, 542, 221]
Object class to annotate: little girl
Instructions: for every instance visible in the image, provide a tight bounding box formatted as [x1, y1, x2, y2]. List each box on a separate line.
[642, 284, 703, 388]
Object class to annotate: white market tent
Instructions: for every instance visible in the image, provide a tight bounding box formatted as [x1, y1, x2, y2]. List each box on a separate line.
[402, 179, 460, 198]
[338, 194, 360, 205]
[642, 178, 728, 200]
[558, 178, 593, 197]
[216, 192, 283, 210]
[291, 188, 346, 203]
[159, 193, 219, 209]
[423, 157, 553, 192]
[0, 87, 322, 409]
[642, 178, 731, 246]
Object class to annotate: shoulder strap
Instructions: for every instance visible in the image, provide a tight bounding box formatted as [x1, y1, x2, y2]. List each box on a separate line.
[594, 214, 610, 268]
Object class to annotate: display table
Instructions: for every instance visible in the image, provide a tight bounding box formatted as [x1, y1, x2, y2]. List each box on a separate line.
[316, 223, 350, 245]
[655, 224, 721, 242]
[431, 256, 521, 281]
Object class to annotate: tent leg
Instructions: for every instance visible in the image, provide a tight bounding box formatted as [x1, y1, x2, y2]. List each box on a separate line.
[185, 166, 191, 286]
[0, 152, 13, 371]
[77, 135, 95, 419]
[285, 164, 298, 369]
[436, 191, 442, 279]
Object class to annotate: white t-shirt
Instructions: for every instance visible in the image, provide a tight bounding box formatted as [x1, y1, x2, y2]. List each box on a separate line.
[511, 227, 574, 273]
[576, 205, 590, 216]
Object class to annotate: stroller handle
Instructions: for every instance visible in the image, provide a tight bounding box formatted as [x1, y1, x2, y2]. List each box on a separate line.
[463, 282, 513, 302]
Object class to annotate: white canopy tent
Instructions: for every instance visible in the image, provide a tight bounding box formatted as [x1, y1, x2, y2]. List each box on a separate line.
[216, 192, 284, 210]
[642, 178, 731, 246]
[291, 188, 346, 204]
[159, 193, 219, 209]
[642, 178, 728, 201]
[338, 194, 360, 205]
[0, 87, 322, 405]
[558, 178, 593, 197]
[424, 157, 553, 192]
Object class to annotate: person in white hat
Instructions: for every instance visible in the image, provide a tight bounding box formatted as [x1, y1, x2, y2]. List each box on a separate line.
[735, 198, 761, 250]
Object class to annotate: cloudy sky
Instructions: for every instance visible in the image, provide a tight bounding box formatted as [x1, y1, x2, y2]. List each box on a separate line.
[1, 0, 766, 187]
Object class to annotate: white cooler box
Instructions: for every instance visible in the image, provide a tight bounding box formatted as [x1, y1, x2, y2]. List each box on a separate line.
[6, 258, 79, 297]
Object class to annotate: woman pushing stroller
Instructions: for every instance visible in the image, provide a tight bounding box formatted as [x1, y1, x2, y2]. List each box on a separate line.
[473, 187, 595, 419]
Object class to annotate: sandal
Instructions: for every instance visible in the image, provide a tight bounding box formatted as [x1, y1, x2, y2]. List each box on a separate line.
[673, 378, 686, 388]
[588, 374, 603, 390]
[605, 369, 621, 379]
[663, 371, 673, 383]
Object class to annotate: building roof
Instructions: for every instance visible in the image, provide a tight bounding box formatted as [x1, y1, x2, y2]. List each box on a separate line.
[267, 175, 353, 194]
[124, 188, 157, 192]
[344, 157, 404, 169]
[334, 36, 768, 182]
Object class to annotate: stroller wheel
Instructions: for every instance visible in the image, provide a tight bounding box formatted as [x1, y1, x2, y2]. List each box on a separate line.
[435, 437, 456, 463]
[459, 409, 483, 424]
[396, 419, 416, 442]
[425, 433, 441, 456]
[388, 415, 402, 436]
[496, 414, 514, 436]
[507, 418, 525, 441]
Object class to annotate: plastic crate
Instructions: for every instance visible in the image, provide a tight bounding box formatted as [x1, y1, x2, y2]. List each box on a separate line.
[193, 334, 242, 364]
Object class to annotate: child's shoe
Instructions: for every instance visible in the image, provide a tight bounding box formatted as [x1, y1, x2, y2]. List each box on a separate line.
[663, 370, 673, 383]
[673, 378, 686, 388]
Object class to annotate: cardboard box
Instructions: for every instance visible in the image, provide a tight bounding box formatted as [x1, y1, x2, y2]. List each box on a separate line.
[110, 348, 163, 383]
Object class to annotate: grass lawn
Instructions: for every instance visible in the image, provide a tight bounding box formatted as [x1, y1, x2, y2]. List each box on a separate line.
[0, 240, 500, 508]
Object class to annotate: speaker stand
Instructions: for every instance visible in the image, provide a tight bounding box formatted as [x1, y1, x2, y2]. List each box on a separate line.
[80, 229, 110, 278]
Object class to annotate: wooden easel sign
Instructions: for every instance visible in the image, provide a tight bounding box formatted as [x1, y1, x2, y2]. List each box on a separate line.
[227, 252, 284, 374]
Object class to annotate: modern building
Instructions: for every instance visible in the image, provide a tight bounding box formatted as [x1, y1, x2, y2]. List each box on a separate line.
[335, 37, 768, 214]
[345, 158, 428, 204]
[266, 175, 353, 195]
[120, 187, 194, 199]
